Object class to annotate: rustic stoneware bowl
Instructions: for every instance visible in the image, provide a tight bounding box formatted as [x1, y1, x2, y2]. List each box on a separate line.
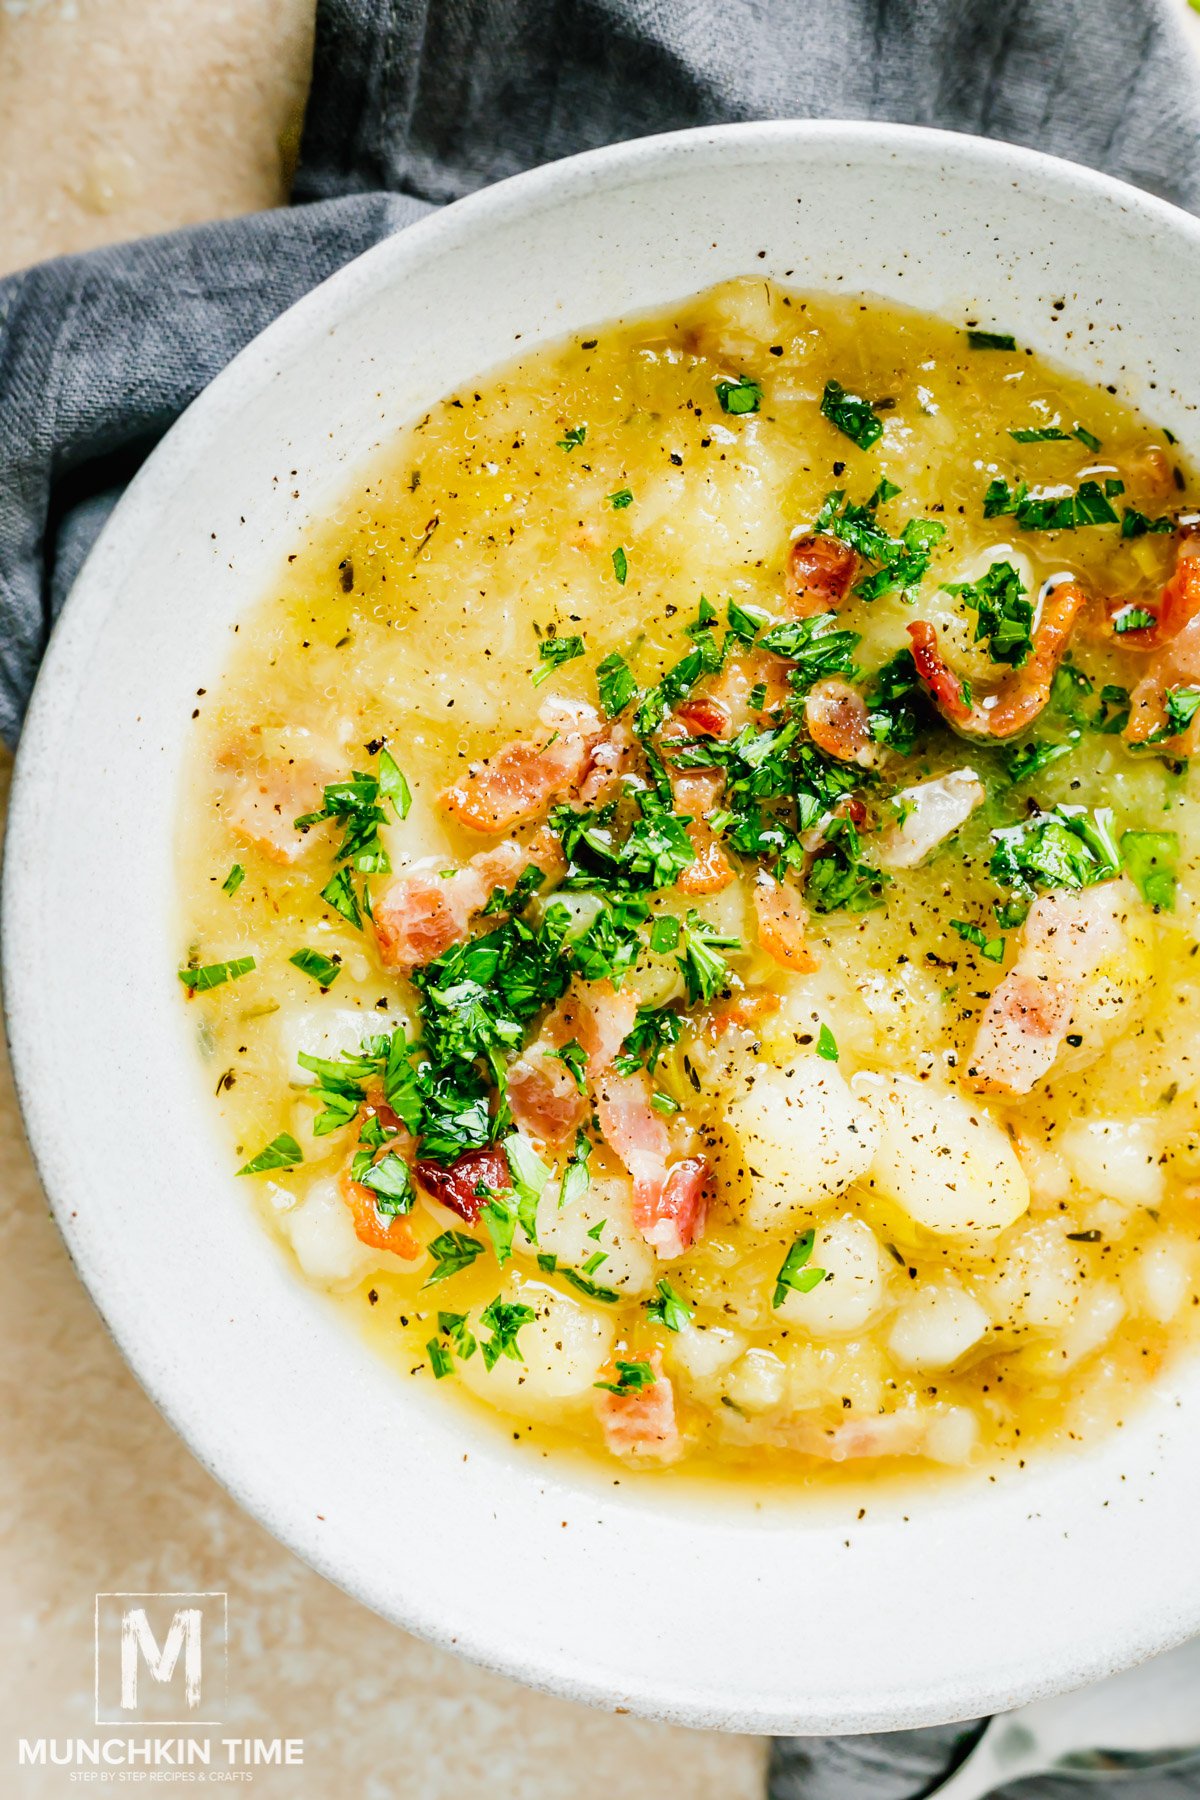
[5, 122, 1200, 1734]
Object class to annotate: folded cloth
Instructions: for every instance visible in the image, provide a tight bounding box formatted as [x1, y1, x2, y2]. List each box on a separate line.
[2, 2, 1200, 1793]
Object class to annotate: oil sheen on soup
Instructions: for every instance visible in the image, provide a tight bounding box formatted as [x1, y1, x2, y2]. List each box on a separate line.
[179, 278, 1200, 1485]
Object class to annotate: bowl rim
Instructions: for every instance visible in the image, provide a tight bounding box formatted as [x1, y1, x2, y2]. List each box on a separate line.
[7, 117, 1200, 1735]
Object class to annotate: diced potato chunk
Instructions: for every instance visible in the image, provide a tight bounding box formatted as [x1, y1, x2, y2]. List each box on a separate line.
[853, 1072, 1029, 1240]
[283, 1178, 375, 1287]
[456, 1278, 615, 1416]
[1058, 1117, 1165, 1208]
[775, 1216, 891, 1335]
[725, 1057, 878, 1232]
[1128, 1237, 1194, 1324]
[887, 1281, 991, 1370]
[516, 1173, 655, 1298]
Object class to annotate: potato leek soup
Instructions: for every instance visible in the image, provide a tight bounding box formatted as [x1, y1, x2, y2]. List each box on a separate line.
[179, 278, 1200, 1482]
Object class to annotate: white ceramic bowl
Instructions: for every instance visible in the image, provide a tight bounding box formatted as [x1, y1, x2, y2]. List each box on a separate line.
[6, 122, 1200, 1736]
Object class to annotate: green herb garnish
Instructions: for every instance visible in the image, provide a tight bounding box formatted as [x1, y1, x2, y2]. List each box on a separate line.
[289, 948, 341, 987]
[595, 1359, 657, 1396]
[179, 955, 256, 993]
[534, 634, 586, 685]
[772, 1231, 827, 1307]
[820, 378, 884, 450]
[714, 375, 761, 415]
[237, 1132, 303, 1176]
[221, 864, 246, 896]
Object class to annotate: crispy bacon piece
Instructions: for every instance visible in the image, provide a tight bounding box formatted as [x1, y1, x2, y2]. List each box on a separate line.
[637, 1156, 713, 1260]
[1125, 611, 1200, 754]
[664, 752, 735, 894]
[339, 1162, 421, 1258]
[595, 1068, 670, 1196]
[752, 869, 818, 973]
[595, 1070, 709, 1258]
[225, 757, 331, 865]
[1109, 534, 1200, 652]
[440, 699, 606, 834]
[596, 1355, 682, 1461]
[676, 695, 733, 738]
[372, 830, 561, 974]
[907, 579, 1088, 740]
[577, 721, 635, 806]
[373, 868, 475, 972]
[414, 1145, 511, 1223]
[507, 981, 637, 1147]
[967, 885, 1126, 1095]
[906, 619, 973, 725]
[805, 677, 876, 766]
[707, 991, 781, 1038]
[786, 534, 858, 616]
[708, 649, 793, 727]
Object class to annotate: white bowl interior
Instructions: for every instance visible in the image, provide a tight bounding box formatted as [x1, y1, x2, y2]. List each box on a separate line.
[6, 122, 1200, 1734]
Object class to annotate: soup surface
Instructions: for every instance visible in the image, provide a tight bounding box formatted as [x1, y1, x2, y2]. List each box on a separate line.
[180, 278, 1200, 1485]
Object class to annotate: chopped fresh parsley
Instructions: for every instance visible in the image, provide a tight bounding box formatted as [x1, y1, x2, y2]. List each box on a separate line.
[714, 375, 761, 415]
[612, 546, 628, 585]
[479, 1297, 537, 1370]
[1121, 509, 1175, 539]
[595, 1359, 656, 1396]
[772, 1231, 827, 1307]
[983, 477, 1120, 530]
[990, 806, 1122, 919]
[237, 1132, 303, 1176]
[559, 1128, 593, 1210]
[179, 955, 256, 993]
[596, 651, 638, 717]
[760, 611, 861, 689]
[1009, 426, 1070, 443]
[609, 487, 633, 509]
[816, 1023, 839, 1061]
[480, 863, 545, 917]
[865, 649, 926, 753]
[424, 1230, 485, 1286]
[649, 915, 682, 953]
[645, 1277, 692, 1332]
[561, 1268, 621, 1303]
[353, 1150, 414, 1215]
[1156, 686, 1200, 742]
[966, 329, 1017, 350]
[950, 919, 1006, 963]
[805, 814, 889, 915]
[557, 425, 587, 451]
[545, 1038, 588, 1093]
[289, 948, 341, 987]
[503, 1132, 551, 1241]
[1112, 606, 1157, 634]
[820, 379, 884, 450]
[613, 1003, 684, 1075]
[426, 1339, 455, 1379]
[377, 748, 412, 820]
[296, 770, 392, 872]
[533, 634, 586, 686]
[320, 866, 362, 930]
[221, 864, 246, 896]
[677, 910, 739, 1003]
[1001, 739, 1073, 784]
[1120, 830, 1179, 911]
[812, 487, 945, 604]
[943, 560, 1034, 667]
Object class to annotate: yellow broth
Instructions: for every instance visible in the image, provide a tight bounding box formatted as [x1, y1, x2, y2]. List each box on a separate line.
[179, 278, 1200, 1486]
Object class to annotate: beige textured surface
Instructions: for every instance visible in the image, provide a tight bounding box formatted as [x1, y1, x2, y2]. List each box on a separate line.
[0, 2, 764, 1792]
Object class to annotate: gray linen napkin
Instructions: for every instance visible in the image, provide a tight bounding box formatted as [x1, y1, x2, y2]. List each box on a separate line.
[1, 3, 1199, 1793]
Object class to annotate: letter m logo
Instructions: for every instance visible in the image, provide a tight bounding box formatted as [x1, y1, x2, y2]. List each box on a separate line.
[95, 1593, 227, 1724]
